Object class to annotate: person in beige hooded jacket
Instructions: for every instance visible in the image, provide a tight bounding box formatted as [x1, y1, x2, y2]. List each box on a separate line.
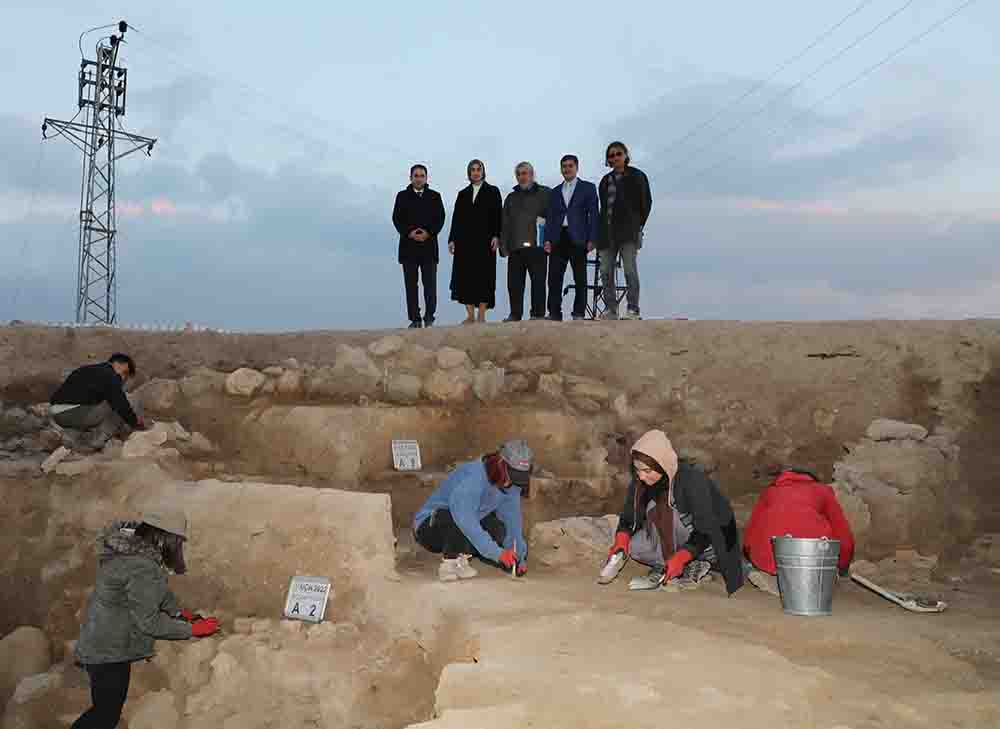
[600, 430, 745, 594]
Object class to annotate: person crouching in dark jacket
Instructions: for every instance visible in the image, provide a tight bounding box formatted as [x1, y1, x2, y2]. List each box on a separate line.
[50, 354, 147, 447]
[502, 162, 550, 322]
[72, 507, 219, 729]
[598, 429, 745, 594]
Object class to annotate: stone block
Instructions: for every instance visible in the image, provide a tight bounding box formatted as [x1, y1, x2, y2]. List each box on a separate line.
[225, 368, 267, 398]
[866, 419, 928, 442]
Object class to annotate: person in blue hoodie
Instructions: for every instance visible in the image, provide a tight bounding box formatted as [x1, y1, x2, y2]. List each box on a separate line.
[413, 439, 533, 582]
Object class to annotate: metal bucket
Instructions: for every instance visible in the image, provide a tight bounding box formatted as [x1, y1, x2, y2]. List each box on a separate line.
[772, 536, 840, 616]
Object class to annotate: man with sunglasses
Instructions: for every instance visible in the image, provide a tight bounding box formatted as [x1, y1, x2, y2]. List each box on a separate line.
[598, 141, 652, 320]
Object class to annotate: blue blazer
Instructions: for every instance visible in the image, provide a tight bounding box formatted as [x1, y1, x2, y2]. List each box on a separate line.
[544, 179, 599, 248]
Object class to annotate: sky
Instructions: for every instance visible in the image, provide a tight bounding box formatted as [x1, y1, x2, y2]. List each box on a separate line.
[1, 0, 997, 330]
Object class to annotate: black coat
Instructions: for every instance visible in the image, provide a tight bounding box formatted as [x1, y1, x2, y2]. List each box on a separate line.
[449, 183, 502, 309]
[618, 460, 744, 595]
[392, 185, 446, 264]
[598, 166, 652, 250]
[50, 362, 139, 428]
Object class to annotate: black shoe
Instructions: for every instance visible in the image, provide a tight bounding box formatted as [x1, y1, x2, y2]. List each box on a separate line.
[571, 314, 586, 321]
[424, 317, 435, 327]
[545, 314, 563, 321]
[529, 314, 545, 321]
[408, 320, 423, 329]
[503, 316, 522, 323]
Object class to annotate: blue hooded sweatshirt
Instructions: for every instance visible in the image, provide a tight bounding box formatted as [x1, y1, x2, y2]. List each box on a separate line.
[413, 459, 527, 562]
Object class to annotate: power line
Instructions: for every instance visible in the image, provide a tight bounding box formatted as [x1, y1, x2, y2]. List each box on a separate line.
[7, 140, 46, 315]
[665, 0, 918, 176]
[657, 0, 876, 161]
[671, 0, 980, 196]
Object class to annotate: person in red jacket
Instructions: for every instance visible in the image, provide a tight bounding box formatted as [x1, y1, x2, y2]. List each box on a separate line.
[743, 468, 855, 596]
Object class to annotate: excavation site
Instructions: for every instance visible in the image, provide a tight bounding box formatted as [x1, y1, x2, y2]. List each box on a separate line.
[2, 319, 1000, 729]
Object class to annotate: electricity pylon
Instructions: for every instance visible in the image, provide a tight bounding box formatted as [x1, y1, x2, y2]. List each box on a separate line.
[43, 20, 157, 324]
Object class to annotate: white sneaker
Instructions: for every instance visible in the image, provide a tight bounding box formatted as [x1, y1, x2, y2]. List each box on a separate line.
[629, 568, 665, 591]
[748, 569, 780, 597]
[438, 558, 461, 582]
[598, 551, 628, 585]
[455, 554, 478, 579]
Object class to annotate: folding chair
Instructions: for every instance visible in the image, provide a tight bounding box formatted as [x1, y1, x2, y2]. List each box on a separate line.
[564, 250, 627, 320]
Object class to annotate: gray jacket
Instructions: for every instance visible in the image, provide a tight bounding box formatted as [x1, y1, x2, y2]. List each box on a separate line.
[501, 184, 550, 256]
[75, 522, 192, 665]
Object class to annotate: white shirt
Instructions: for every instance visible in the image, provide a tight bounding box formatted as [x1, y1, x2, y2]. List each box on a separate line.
[561, 178, 578, 226]
[472, 182, 482, 203]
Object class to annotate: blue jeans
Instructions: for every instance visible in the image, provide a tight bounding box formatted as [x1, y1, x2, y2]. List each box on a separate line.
[600, 243, 639, 315]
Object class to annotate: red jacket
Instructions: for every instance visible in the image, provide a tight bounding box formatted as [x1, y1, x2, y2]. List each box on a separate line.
[743, 470, 855, 574]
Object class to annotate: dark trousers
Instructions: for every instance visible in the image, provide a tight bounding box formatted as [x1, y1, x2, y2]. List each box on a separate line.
[72, 662, 131, 729]
[414, 509, 506, 559]
[547, 229, 588, 319]
[507, 248, 547, 320]
[402, 260, 437, 323]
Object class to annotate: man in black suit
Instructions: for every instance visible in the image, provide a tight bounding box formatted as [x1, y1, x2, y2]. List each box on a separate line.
[392, 164, 447, 328]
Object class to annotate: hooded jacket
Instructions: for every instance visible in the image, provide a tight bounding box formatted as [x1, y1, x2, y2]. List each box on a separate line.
[617, 431, 744, 594]
[743, 470, 855, 575]
[75, 522, 192, 665]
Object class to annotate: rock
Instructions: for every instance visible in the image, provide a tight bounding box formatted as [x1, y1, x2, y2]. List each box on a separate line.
[507, 355, 553, 374]
[129, 689, 179, 729]
[866, 419, 928, 442]
[369, 335, 405, 358]
[40, 446, 70, 473]
[612, 393, 629, 419]
[538, 373, 565, 400]
[436, 347, 472, 370]
[530, 515, 618, 567]
[385, 373, 424, 404]
[225, 368, 268, 397]
[473, 367, 505, 403]
[28, 403, 50, 419]
[812, 408, 837, 436]
[307, 346, 382, 399]
[424, 369, 472, 403]
[572, 398, 603, 414]
[281, 357, 301, 370]
[262, 366, 284, 377]
[54, 457, 98, 477]
[394, 344, 436, 373]
[122, 427, 170, 459]
[276, 369, 303, 395]
[178, 368, 226, 399]
[567, 380, 610, 403]
[0, 626, 52, 705]
[10, 670, 61, 705]
[134, 379, 180, 413]
[503, 373, 532, 394]
[178, 432, 217, 457]
[37, 427, 64, 451]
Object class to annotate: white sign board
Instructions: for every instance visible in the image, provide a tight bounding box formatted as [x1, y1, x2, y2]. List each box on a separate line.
[283, 576, 332, 623]
[391, 439, 422, 471]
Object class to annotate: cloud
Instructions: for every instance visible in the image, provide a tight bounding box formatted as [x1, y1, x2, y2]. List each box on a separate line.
[611, 80, 968, 201]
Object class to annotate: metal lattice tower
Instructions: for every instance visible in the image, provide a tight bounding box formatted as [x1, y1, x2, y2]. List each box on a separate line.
[42, 20, 157, 324]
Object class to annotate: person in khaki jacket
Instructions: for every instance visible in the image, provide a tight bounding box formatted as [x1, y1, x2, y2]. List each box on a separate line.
[72, 508, 219, 729]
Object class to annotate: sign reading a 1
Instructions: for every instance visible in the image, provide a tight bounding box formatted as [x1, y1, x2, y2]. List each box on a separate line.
[391, 439, 422, 471]
[283, 576, 332, 623]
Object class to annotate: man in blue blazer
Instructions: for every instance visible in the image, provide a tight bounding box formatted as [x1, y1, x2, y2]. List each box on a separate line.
[543, 155, 599, 320]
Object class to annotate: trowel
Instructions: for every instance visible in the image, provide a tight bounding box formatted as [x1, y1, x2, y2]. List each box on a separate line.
[850, 572, 947, 613]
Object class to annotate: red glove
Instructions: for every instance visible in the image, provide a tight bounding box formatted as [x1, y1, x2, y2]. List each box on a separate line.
[179, 609, 197, 622]
[498, 548, 517, 569]
[135, 416, 147, 430]
[608, 532, 631, 559]
[190, 617, 219, 637]
[516, 563, 528, 577]
[665, 549, 693, 581]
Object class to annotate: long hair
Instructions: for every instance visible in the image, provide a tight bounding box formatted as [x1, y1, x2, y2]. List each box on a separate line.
[632, 451, 667, 485]
[482, 452, 509, 486]
[135, 522, 187, 575]
[467, 158, 486, 183]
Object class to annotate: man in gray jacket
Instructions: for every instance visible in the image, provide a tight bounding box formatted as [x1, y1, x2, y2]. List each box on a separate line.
[501, 162, 550, 322]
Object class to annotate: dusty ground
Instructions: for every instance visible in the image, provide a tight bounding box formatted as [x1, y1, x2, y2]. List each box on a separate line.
[397, 548, 1000, 729]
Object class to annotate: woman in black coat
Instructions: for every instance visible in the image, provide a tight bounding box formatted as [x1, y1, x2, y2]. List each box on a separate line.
[449, 159, 502, 323]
